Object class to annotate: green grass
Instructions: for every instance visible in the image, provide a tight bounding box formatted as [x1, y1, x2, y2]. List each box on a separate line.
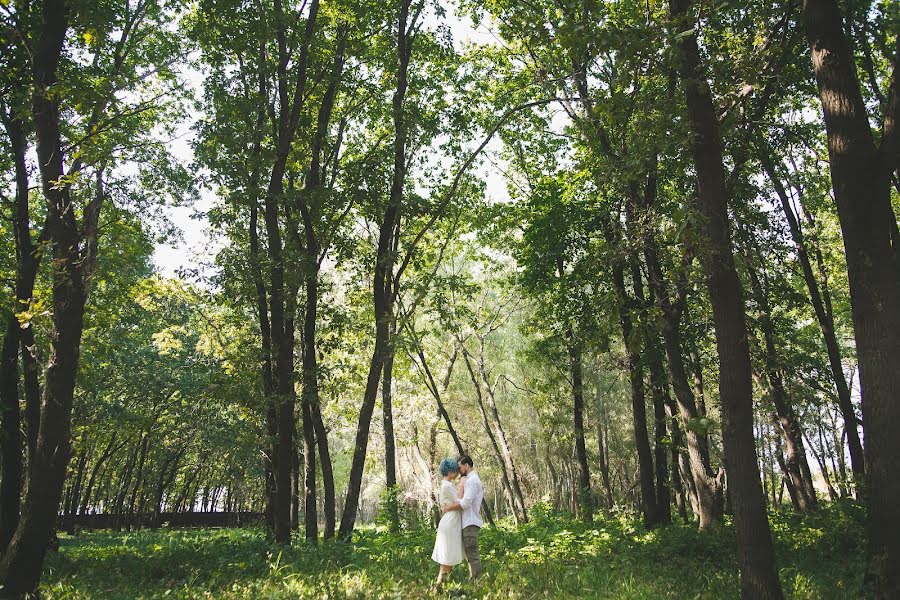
[42, 501, 865, 599]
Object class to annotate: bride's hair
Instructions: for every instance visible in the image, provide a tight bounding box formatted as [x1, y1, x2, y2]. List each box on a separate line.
[439, 458, 459, 476]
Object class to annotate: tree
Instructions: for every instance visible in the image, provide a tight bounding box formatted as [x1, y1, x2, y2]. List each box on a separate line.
[801, 1, 900, 593]
[668, 0, 783, 595]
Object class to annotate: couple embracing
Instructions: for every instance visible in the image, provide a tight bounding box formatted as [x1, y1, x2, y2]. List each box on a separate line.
[431, 455, 483, 588]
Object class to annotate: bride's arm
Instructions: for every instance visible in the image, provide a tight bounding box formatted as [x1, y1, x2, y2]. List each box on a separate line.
[442, 481, 467, 513]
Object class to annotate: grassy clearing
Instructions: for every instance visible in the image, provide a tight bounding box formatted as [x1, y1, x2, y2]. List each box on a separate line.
[42, 501, 864, 599]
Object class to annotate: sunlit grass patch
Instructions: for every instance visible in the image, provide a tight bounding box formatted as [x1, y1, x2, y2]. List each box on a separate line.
[42, 501, 864, 599]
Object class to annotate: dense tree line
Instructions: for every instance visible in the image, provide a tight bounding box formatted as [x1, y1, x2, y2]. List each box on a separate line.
[0, 0, 897, 597]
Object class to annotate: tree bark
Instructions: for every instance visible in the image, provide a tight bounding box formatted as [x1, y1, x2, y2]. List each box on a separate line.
[247, 47, 277, 528]
[802, 1, 900, 592]
[295, 27, 346, 542]
[80, 434, 120, 516]
[636, 165, 724, 530]
[669, 0, 783, 596]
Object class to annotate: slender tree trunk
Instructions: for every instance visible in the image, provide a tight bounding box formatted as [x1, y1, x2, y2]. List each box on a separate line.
[669, 0, 783, 595]
[803, 1, 900, 592]
[0, 107, 38, 550]
[461, 347, 522, 522]
[647, 348, 672, 524]
[0, 320, 22, 551]
[263, 0, 320, 546]
[475, 337, 528, 521]
[382, 321, 400, 531]
[742, 242, 817, 512]
[759, 149, 865, 483]
[292, 441, 302, 532]
[126, 435, 150, 530]
[295, 29, 346, 542]
[595, 402, 614, 510]
[770, 413, 799, 511]
[338, 1, 412, 540]
[610, 262, 659, 527]
[152, 450, 183, 527]
[64, 439, 90, 533]
[80, 434, 119, 516]
[567, 329, 592, 523]
[638, 169, 723, 530]
[667, 402, 689, 521]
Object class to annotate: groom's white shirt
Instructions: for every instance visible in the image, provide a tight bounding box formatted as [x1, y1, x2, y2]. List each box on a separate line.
[458, 470, 484, 529]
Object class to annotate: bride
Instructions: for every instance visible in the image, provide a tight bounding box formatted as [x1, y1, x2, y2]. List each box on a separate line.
[432, 458, 464, 587]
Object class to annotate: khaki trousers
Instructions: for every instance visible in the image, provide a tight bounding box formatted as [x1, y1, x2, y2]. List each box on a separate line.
[462, 525, 482, 579]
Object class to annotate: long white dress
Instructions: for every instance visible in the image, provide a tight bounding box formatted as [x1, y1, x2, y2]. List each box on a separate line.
[431, 480, 464, 565]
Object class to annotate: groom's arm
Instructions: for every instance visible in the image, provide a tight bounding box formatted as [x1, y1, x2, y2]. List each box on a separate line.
[442, 476, 479, 513]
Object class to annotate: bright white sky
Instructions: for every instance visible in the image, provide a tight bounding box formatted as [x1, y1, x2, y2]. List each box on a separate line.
[151, 8, 510, 279]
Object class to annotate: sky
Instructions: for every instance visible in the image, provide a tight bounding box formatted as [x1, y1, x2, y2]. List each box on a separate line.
[151, 8, 508, 280]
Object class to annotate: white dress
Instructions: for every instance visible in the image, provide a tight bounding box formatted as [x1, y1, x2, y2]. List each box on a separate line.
[431, 480, 464, 565]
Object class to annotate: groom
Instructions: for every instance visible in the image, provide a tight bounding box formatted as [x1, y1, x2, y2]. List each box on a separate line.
[456, 455, 483, 580]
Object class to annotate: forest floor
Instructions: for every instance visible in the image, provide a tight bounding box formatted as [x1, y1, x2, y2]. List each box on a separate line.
[42, 501, 864, 599]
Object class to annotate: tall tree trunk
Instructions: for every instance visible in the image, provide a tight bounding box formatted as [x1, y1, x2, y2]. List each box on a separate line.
[338, 0, 412, 540]
[610, 261, 659, 527]
[126, 434, 150, 530]
[0, 106, 38, 550]
[667, 401, 689, 522]
[669, 0, 783, 595]
[152, 450, 183, 527]
[770, 412, 800, 511]
[0, 319, 22, 551]
[803, 2, 900, 591]
[567, 329, 592, 523]
[296, 28, 346, 543]
[249, 132, 277, 532]
[292, 441, 302, 532]
[759, 147, 865, 482]
[803, 0, 900, 598]
[114, 442, 140, 529]
[0, 0, 98, 591]
[637, 164, 723, 530]
[264, 0, 320, 546]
